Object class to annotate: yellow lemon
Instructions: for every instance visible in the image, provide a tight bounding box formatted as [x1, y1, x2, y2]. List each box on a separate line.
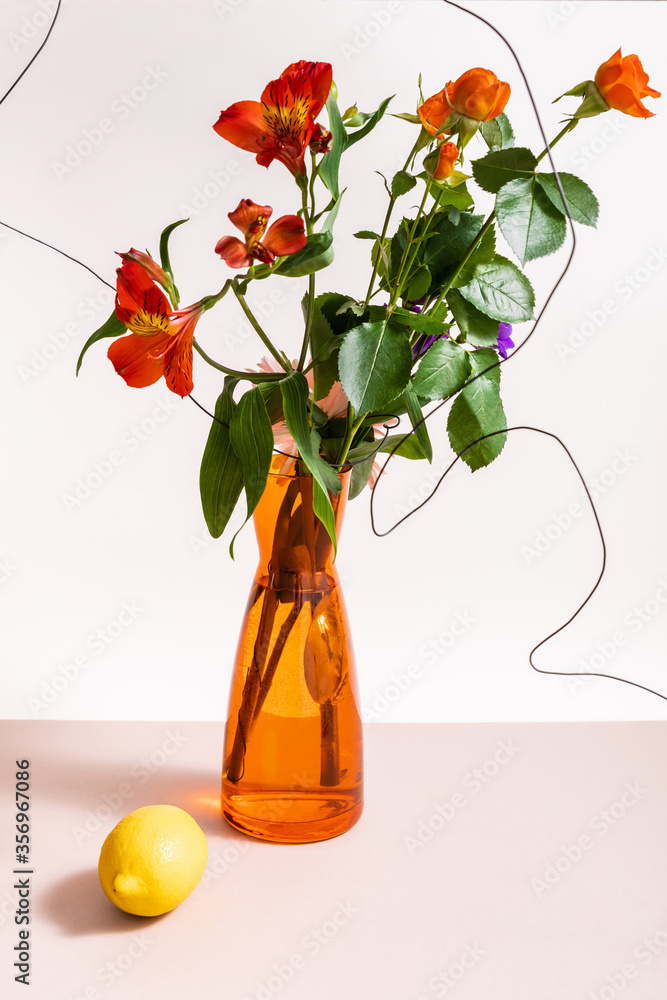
[98, 805, 208, 917]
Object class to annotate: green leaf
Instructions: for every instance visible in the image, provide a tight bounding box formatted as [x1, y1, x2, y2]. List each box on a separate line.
[320, 190, 344, 234]
[447, 375, 507, 471]
[421, 212, 486, 287]
[403, 385, 433, 462]
[430, 181, 474, 211]
[392, 170, 417, 198]
[453, 223, 496, 288]
[472, 147, 537, 194]
[274, 231, 333, 277]
[338, 320, 413, 412]
[496, 176, 567, 265]
[76, 309, 127, 375]
[345, 95, 393, 148]
[348, 456, 375, 499]
[354, 230, 381, 240]
[480, 118, 503, 150]
[159, 218, 188, 290]
[392, 111, 422, 124]
[469, 347, 501, 385]
[447, 289, 500, 347]
[319, 95, 346, 199]
[351, 433, 425, 462]
[199, 377, 244, 539]
[391, 307, 450, 336]
[305, 292, 348, 401]
[457, 254, 535, 323]
[495, 113, 515, 148]
[405, 265, 431, 301]
[279, 371, 340, 548]
[411, 339, 472, 403]
[228, 387, 274, 556]
[536, 172, 599, 227]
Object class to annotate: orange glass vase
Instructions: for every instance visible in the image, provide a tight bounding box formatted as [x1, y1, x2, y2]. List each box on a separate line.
[221, 456, 364, 843]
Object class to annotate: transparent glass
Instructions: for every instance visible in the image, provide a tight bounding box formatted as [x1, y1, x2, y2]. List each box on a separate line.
[221, 456, 363, 843]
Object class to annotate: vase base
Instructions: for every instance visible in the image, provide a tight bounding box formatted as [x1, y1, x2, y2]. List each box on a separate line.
[222, 790, 363, 844]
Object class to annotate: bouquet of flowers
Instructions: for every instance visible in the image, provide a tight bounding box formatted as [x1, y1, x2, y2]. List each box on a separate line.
[77, 49, 659, 551]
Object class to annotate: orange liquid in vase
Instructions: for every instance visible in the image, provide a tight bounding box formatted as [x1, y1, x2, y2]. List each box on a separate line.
[221, 459, 363, 843]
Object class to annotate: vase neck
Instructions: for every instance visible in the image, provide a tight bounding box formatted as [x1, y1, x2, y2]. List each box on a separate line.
[252, 462, 350, 591]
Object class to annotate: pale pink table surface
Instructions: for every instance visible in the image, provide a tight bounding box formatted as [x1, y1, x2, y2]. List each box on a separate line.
[1, 720, 666, 1000]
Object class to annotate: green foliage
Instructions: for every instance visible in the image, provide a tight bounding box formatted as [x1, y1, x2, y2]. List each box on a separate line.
[536, 172, 599, 227]
[158, 218, 188, 296]
[348, 456, 375, 499]
[350, 434, 425, 462]
[228, 387, 274, 556]
[411, 339, 472, 403]
[391, 307, 450, 336]
[392, 170, 417, 198]
[403, 385, 433, 462]
[457, 254, 535, 322]
[447, 290, 500, 347]
[199, 378, 243, 538]
[472, 147, 538, 193]
[279, 371, 340, 548]
[495, 113, 515, 149]
[405, 265, 431, 301]
[305, 292, 349, 401]
[447, 375, 507, 471]
[421, 212, 486, 287]
[452, 224, 496, 288]
[320, 94, 393, 200]
[496, 177, 567, 264]
[338, 320, 413, 412]
[76, 310, 127, 375]
[274, 232, 333, 277]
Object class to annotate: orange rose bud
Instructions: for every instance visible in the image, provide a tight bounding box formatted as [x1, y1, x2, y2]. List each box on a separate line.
[447, 67, 510, 122]
[594, 48, 660, 118]
[433, 141, 459, 180]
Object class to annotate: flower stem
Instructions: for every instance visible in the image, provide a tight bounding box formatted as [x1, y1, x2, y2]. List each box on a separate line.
[336, 406, 367, 466]
[191, 339, 283, 381]
[297, 169, 316, 372]
[362, 135, 427, 310]
[232, 284, 291, 371]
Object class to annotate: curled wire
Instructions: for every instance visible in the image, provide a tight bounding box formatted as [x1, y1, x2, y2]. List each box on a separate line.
[1, 0, 664, 707]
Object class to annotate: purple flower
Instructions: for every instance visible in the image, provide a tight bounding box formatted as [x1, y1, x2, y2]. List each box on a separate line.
[412, 332, 447, 360]
[495, 322, 514, 360]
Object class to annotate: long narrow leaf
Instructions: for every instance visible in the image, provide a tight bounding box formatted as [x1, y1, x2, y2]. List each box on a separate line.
[228, 387, 274, 557]
[76, 309, 126, 375]
[279, 371, 340, 549]
[199, 377, 243, 538]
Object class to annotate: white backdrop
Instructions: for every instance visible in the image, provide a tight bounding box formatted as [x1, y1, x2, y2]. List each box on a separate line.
[1, 0, 666, 722]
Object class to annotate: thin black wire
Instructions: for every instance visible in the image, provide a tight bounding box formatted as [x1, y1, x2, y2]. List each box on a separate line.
[367, 0, 667, 706]
[0, 0, 63, 108]
[1, 0, 664, 707]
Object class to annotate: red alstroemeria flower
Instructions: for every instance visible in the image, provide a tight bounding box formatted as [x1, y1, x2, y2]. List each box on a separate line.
[108, 254, 204, 398]
[215, 199, 306, 269]
[213, 60, 332, 176]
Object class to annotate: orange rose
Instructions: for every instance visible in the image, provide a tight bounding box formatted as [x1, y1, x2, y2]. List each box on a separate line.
[594, 48, 660, 118]
[433, 141, 459, 180]
[419, 68, 510, 132]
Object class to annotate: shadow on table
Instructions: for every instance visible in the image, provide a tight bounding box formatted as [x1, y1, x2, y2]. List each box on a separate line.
[41, 868, 170, 936]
